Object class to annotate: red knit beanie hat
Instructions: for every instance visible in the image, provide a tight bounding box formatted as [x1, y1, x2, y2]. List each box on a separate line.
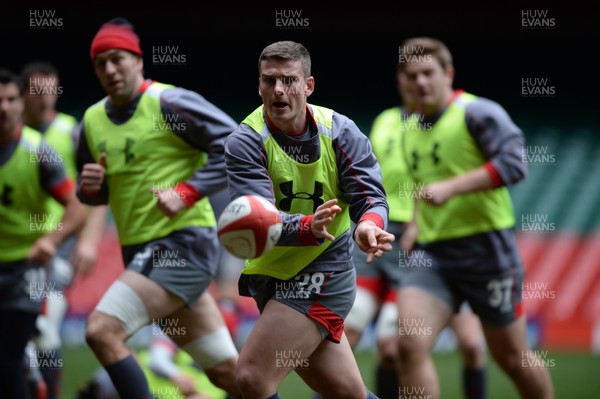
[90, 17, 142, 61]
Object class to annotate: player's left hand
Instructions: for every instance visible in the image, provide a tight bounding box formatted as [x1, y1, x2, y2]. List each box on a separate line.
[150, 188, 186, 218]
[419, 180, 455, 206]
[27, 235, 57, 265]
[354, 220, 395, 263]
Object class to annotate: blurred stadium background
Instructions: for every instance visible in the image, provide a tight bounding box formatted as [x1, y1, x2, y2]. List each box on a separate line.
[3, 2, 599, 398]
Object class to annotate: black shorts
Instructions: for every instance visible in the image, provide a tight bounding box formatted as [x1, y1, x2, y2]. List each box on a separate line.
[239, 267, 356, 343]
[400, 229, 524, 327]
[122, 227, 219, 307]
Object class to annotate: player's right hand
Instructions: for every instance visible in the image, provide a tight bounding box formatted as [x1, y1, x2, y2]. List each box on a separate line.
[354, 220, 395, 263]
[80, 153, 106, 195]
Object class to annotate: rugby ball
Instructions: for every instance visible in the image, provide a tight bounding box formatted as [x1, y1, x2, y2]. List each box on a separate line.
[217, 195, 283, 259]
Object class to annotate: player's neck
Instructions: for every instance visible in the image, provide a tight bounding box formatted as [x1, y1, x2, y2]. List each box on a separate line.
[110, 76, 145, 106]
[266, 108, 308, 136]
[423, 88, 459, 117]
[0, 123, 20, 147]
[24, 109, 55, 130]
[282, 111, 308, 136]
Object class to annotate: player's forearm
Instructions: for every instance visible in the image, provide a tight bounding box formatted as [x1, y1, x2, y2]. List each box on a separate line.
[46, 195, 87, 246]
[447, 166, 495, 196]
[177, 160, 228, 205]
[79, 205, 109, 247]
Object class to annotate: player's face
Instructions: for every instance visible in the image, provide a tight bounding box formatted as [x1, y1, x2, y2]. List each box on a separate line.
[259, 59, 314, 134]
[94, 49, 143, 105]
[400, 60, 453, 114]
[24, 73, 58, 120]
[0, 83, 24, 137]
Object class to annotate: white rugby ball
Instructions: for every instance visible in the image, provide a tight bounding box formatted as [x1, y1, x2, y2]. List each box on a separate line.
[217, 195, 283, 259]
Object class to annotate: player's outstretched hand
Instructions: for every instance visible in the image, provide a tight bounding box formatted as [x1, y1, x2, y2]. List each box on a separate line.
[80, 153, 106, 196]
[150, 187, 186, 218]
[311, 199, 342, 241]
[354, 220, 395, 264]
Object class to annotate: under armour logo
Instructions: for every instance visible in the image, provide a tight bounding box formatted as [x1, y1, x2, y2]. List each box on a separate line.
[96, 138, 135, 165]
[411, 151, 419, 171]
[123, 138, 135, 164]
[411, 141, 440, 170]
[279, 181, 324, 212]
[431, 142, 440, 165]
[1, 184, 13, 206]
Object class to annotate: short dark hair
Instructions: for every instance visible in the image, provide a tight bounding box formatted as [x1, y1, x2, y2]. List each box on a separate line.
[21, 61, 59, 88]
[0, 68, 25, 95]
[398, 37, 453, 71]
[258, 41, 311, 78]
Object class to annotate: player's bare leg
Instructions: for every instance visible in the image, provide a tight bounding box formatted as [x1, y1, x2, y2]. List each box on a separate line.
[86, 270, 187, 397]
[236, 300, 368, 399]
[343, 287, 393, 399]
[296, 332, 373, 399]
[451, 310, 487, 399]
[165, 291, 241, 397]
[86, 271, 184, 364]
[396, 287, 452, 399]
[236, 300, 319, 398]
[484, 316, 554, 399]
[345, 327, 364, 348]
[452, 311, 486, 369]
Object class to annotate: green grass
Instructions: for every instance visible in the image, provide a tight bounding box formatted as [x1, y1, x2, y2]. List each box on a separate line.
[62, 346, 600, 398]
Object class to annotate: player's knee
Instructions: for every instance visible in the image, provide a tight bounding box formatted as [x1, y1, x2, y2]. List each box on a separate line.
[236, 362, 266, 396]
[460, 340, 485, 368]
[397, 335, 428, 362]
[85, 312, 123, 350]
[204, 356, 238, 390]
[491, 348, 521, 377]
